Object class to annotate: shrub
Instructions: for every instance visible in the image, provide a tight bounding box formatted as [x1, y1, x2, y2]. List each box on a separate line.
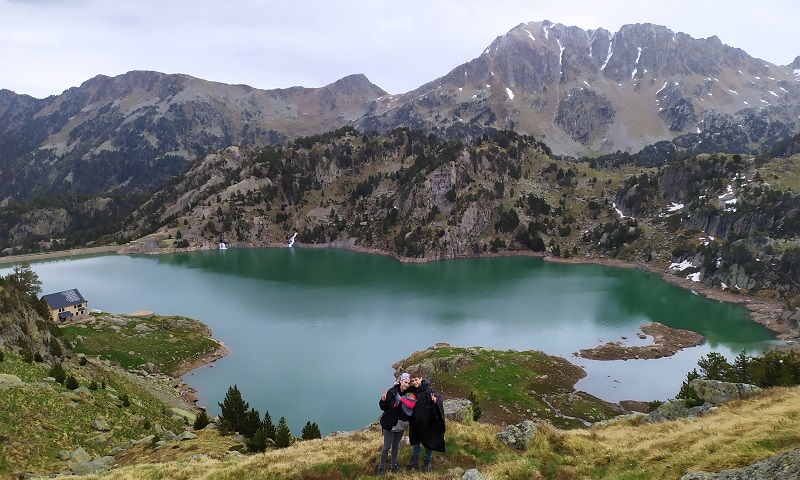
[33, 352, 44, 363]
[49, 363, 67, 384]
[193, 410, 211, 431]
[65, 375, 79, 390]
[150, 434, 161, 449]
[468, 391, 482, 421]
[79, 356, 88, 366]
[0, 349, 3, 362]
[143, 419, 152, 430]
[275, 417, 292, 448]
[88, 379, 98, 390]
[101, 379, 107, 389]
[22, 349, 34, 363]
[121, 394, 131, 407]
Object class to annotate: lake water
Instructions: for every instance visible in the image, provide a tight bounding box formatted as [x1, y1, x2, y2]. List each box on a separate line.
[1, 248, 778, 434]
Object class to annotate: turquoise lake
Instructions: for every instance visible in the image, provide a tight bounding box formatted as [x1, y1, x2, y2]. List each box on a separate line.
[1, 248, 778, 434]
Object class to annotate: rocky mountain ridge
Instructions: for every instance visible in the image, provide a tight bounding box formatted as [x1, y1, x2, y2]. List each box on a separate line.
[358, 21, 800, 156]
[0, 71, 385, 200]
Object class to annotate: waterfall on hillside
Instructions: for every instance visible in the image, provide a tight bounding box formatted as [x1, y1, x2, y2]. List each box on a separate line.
[288, 232, 297, 248]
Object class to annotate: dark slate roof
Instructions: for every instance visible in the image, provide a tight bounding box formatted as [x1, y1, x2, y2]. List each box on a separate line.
[42, 289, 86, 310]
[58, 311, 73, 319]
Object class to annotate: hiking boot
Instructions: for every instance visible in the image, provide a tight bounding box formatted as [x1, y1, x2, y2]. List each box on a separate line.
[422, 460, 432, 472]
[376, 466, 385, 475]
[404, 459, 419, 470]
[390, 464, 400, 473]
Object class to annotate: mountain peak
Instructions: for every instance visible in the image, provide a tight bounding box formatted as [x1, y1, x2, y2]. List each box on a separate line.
[791, 56, 800, 69]
[327, 74, 386, 97]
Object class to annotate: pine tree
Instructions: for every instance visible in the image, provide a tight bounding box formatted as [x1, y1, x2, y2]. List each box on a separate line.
[697, 352, 732, 381]
[732, 350, 752, 384]
[468, 390, 482, 421]
[676, 369, 702, 407]
[0, 349, 4, 362]
[275, 417, 292, 448]
[247, 428, 268, 452]
[301, 421, 321, 440]
[243, 408, 261, 438]
[261, 410, 276, 441]
[193, 410, 211, 431]
[218, 385, 249, 435]
[121, 393, 131, 407]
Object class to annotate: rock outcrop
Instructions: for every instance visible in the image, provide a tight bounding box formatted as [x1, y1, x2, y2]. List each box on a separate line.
[691, 379, 761, 404]
[443, 399, 474, 423]
[681, 448, 800, 479]
[496, 420, 540, 450]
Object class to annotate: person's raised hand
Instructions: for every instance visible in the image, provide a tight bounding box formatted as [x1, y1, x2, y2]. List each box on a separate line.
[381, 391, 387, 402]
[431, 393, 437, 403]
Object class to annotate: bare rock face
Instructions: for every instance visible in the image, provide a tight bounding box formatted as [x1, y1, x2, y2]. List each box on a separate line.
[555, 88, 614, 143]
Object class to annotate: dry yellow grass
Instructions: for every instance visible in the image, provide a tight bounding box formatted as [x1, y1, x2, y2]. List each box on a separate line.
[76, 386, 800, 480]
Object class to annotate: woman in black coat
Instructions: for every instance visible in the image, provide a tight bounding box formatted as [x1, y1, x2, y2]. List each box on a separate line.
[377, 373, 413, 474]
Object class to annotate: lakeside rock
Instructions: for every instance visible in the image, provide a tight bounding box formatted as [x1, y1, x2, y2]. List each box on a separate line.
[643, 399, 713, 423]
[691, 379, 761, 404]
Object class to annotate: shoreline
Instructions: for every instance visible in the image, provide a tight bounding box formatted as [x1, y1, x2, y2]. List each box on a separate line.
[13, 238, 797, 342]
[0, 244, 121, 266]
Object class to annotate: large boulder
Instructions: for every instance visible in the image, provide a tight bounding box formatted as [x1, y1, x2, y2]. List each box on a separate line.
[179, 431, 198, 441]
[92, 418, 111, 432]
[690, 379, 761, 405]
[681, 447, 800, 479]
[0, 373, 23, 389]
[443, 398, 473, 423]
[496, 420, 538, 450]
[643, 400, 713, 423]
[69, 456, 115, 475]
[462, 469, 486, 480]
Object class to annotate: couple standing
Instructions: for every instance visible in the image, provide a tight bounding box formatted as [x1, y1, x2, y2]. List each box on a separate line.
[378, 371, 446, 474]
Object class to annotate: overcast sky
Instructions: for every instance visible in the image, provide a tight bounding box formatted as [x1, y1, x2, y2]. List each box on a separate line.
[2, 0, 799, 99]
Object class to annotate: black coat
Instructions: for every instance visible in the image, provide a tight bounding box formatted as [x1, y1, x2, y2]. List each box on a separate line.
[379, 384, 411, 430]
[409, 380, 446, 452]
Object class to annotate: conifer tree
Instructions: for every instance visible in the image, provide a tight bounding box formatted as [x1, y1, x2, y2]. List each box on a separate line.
[247, 428, 268, 452]
[218, 385, 249, 435]
[243, 408, 261, 438]
[676, 369, 702, 407]
[49, 362, 67, 384]
[275, 417, 292, 448]
[732, 350, 751, 384]
[262, 410, 276, 441]
[301, 421, 321, 440]
[193, 410, 211, 430]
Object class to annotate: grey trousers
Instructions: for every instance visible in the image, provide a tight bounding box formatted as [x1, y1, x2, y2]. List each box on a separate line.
[379, 429, 403, 468]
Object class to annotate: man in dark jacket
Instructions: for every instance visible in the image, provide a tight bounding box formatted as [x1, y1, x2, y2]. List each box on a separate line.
[406, 371, 445, 471]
